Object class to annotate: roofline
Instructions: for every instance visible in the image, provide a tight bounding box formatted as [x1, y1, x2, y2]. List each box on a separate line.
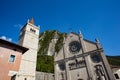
[70, 32, 79, 36]
[0, 39, 28, 53]
[70, 32, 97, 44]
[83, 38, 96, 44]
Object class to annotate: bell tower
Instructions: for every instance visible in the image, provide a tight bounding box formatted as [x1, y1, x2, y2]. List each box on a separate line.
[16, 18, 40, 80]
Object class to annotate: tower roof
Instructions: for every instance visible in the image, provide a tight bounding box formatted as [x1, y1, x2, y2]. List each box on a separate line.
[29, 18, 34, 24]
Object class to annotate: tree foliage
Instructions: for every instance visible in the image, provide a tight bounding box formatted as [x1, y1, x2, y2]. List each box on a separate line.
[36, 55, 54, 73]
[38, 30, 57, 55]
[107, 56, 120, 66]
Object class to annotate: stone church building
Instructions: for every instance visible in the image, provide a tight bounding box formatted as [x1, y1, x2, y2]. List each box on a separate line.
[54, 32, 115, 80]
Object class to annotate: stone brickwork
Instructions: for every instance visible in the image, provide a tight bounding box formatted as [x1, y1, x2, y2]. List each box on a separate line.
[36, 71, 54, 80]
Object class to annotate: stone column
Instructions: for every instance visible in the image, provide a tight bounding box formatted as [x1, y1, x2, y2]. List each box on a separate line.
[79, 34, 94, 80]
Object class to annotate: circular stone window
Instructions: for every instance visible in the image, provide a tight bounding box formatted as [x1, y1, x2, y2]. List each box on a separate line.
[69, 41, 81, 53]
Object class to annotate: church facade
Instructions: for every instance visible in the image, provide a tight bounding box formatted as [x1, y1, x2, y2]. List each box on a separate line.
[54, 32, 115, 80]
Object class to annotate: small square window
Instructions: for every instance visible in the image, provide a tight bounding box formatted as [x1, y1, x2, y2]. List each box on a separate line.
[9, 55, 15, 62]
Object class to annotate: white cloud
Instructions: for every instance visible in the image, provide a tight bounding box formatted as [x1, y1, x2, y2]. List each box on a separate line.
[14, 24, 23, 29]
[0, 36, 12, 42]
[7, 38, 12, 42]
[0, 36, 6, 40]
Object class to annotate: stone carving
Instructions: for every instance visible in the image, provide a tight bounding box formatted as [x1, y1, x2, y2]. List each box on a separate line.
[69, 59, 85, 70]
[95, 65, 106, 80]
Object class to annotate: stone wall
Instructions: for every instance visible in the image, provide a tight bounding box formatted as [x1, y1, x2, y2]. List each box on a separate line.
[36, 71, 54, 80]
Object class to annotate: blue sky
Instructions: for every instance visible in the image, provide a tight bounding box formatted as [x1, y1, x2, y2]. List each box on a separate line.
[0, 0, 120, 56]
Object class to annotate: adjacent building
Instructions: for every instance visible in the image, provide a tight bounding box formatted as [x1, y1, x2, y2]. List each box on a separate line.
[112, 66, 120, 80]
[0, 39, 28, 80]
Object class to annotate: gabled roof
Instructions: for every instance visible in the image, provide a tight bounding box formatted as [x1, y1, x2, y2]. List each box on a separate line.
[0, 39, 28, 53]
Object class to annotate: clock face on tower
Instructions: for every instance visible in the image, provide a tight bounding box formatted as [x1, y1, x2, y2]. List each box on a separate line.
[69, 41, 81, 53]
